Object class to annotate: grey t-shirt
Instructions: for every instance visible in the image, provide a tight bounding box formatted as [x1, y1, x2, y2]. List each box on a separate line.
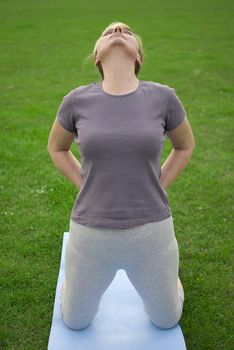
[56, 80, 186, 228]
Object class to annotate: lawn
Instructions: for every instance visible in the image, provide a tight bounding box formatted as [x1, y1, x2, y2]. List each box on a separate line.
[0, 0, 233, 349]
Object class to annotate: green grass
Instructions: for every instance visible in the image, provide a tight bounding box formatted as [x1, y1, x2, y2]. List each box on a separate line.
[0, 0, 233, 349]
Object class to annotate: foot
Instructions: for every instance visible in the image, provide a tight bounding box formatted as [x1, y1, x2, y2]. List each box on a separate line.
[60, 280, 66, 317]
[178, 277, 185, 303]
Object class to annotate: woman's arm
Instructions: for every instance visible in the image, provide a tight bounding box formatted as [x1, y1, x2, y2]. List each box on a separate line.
[160, 115, 195, 190]
[47, 119, 82, 189]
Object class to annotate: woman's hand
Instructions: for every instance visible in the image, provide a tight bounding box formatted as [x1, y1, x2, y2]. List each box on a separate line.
[160, 116, 195, 188]
[47, 119, 82, 189]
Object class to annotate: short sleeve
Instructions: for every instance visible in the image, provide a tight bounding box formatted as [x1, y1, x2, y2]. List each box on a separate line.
[165, 88, 186, 131]
[56, 91, 77, 133]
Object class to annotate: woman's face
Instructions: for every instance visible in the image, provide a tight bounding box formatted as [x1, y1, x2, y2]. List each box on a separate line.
[96, 26, 140, 64]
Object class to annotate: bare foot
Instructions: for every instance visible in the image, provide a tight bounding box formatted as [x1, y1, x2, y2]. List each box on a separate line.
[178, 277, 185, 302]
[60, 280, 66, 317]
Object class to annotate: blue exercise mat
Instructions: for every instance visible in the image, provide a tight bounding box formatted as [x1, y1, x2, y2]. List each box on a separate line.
[48, 232, 187, 350]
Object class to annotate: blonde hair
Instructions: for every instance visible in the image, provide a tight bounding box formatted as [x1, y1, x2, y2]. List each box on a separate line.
[83, 21, 144, 80]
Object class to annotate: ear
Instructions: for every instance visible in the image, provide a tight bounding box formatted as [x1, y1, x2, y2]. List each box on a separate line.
[96, 59, 102, 68]
[135, 58, 141, 66]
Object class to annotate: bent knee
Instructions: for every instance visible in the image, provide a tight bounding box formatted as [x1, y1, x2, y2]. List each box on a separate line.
[62, 312, 92, 331]
[60, 304, 98, 331]
[151, 317, 181, 330]
[149, 308, 183, 330]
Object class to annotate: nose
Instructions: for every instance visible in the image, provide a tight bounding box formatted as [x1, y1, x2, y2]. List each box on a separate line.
[114, 26, 123, 33]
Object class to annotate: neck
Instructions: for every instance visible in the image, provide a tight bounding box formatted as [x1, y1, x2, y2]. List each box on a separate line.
[101, 75, 139, 95]
[100, 50, 139, 94]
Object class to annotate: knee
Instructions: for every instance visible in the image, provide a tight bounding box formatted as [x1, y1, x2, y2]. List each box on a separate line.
[61, 311, 92, 331]
[148, 308, 183, 330]
[151, 316, 181, 330]
[145, 304, 183, 329]
[60, 283, 95, 331]
[60, 302, 98, 331]
[63, 318, 91, 331]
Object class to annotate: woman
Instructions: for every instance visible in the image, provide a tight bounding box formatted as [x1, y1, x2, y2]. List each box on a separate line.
[47, 21, 195, 331]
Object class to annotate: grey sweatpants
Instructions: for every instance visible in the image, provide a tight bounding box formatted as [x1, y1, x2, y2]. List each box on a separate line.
[60, 215, 185, 330]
